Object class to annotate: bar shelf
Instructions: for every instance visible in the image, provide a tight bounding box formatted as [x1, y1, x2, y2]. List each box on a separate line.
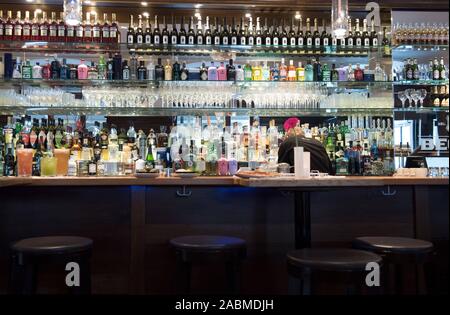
[0, 40, 120, 54]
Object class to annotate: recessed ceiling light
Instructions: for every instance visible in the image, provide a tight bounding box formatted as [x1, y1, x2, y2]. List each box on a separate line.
[141, 1, 148, 6]
[26, 0, 35, 3]
[194, 4, 203, 9]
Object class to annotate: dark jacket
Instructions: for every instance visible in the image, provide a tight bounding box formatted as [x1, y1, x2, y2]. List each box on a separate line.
[278, 136, 334, 175]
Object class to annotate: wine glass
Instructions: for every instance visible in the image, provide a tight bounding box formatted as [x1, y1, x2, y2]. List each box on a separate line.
[419, 88, 427, 108]
[398, 91, 407, 110]
[404, 88, 414, 109]
[410, 89, 420, 109]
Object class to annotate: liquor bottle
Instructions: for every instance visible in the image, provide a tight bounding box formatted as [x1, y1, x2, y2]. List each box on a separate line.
[264, 18, 271, 46]
[164, 59, 172, 80]
[255, 17, 263, 46]
[347, 64, 355, 81]
[247, 17, 254, 46]
[137, 60, 147, 80]
[31, 10, 40, 41]
[370, 18, 378, 47]
[40, 11, 49, 42]
[321, 19, 330, 47]
[135, 15, 144, 44]
[270, 63, 279, 81]
[262, 61, 270, 81]
[88, 61, 98, 79]
[172, 57, 181, 80]
[313, 18, 321, 48]
[196, 16, 203, 45]
[331, 63, 339, 81]
[239, 17, 247, 45]
[252, 62, 262, 81]
[162, 16, 169, 45]
[187, 16, 195, 45]
[69, 64, 77, 79]
[0, 10, 4, 41]
[272, 19, 280, 46]
[92, 13, 101, 43]
[213, 17, 221, 45]
[227, 59, 236, 81]
[4, 146, 15, 176]
[179, 16, 186, 44]
[413, 58, 420, 80]
[439, 57, 446, 80]
[346, 18, 353, 48]
[374, 63, 384, 82]
[144, 16, 152, 44]
[295, 62, 305, 81]
[22, 11, 32, 41]
[313, 58, 322, 81]
[153, 15, 161, 45]
[129, 53, 137, 80]
[42, 59, 51, 80]
[21, 60, 32, 79]
[354, 18, 362, 48]
[280, 18, 288, 47]
[305, 18, 312, 48]
[244, 63, 253, 81]
[13, 11, 22, 42]
[122, 60, 130, 80]
[289, 18, 296, 47]
[127, 14, 135, 45]
[32, 62, 42, 79]
[208, 62, 218, 80]
[354, 63, 364, 81]
[4, 11, 13, 41]
[49, 12, 58, 42]
[217, 62, 227, 80]
[218, 137, 228, 175]
[221, 17, 229, 45]
[230, 17, 238, 45]
[287, 60, 296, 81]
[110, 13, 119, 43]
[236, 65, 244, 81]
[362, 19, 370, 48]
[170, 16, 178, 45]
[322, 63, 331, 81]
[199, 62, 208, 81]
[180, 62, 189, 81]
[382, 27, 390, 55]
[75, 11, 84, 42]
[297, 17, 304, 47]
[279, 58, 287, 81]
[304, 60, 314, 81]
[96, 55, 106, 79]
[84, 12, 92, 43]
[50, 58, 61, 79]
[77, 59, 88, 80]
[101, 13, 110, 43]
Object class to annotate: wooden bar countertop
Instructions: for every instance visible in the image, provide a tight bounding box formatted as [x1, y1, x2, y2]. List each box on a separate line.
[0, 176, 448, 187]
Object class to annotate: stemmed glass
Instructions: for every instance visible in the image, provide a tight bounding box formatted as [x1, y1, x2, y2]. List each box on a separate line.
[398, 91, 407, 110]
[410, 89, 420, 109]
[405, 89, 413, 109]
[418, 88, 427, 109]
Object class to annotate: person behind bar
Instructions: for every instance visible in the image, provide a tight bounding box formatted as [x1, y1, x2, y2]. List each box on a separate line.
[278, 117, 334, 175]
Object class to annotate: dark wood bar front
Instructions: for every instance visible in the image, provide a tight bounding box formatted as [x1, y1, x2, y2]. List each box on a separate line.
[0, 177, 447, 294]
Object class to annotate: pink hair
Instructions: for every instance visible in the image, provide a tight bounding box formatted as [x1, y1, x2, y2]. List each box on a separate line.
[283, 117, 300, 132]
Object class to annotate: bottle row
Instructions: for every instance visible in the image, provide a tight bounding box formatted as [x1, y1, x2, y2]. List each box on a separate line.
[3, 54, 388, 83]
[0, 115, 395, 177]
[126, 15, 390, 52]
[398, 57, 447, 81]
[392, 22, 449, 46]
[0, 10, 120, 43]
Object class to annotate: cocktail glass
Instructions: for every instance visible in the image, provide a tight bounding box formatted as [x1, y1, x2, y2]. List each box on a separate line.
[16, 149, 33, 177]
[398, 91, 407, 110]
[41, 156, 58, 177]
[54, 148, 71, 176]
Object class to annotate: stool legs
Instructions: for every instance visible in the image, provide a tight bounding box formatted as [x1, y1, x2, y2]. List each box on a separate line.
[225, 260, 242, 294]
[175, 251, 191, 294]
[9, 254, 38, 294]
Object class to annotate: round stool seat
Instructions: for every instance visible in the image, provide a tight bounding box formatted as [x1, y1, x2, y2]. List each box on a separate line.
[287, 248, 382, 272]
[11, 236, 93, 256]
[353, 237, 433, 255]
[170, 235, 246, 252]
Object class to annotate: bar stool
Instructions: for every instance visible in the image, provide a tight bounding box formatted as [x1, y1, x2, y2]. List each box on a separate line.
[287, 248, 383, 295]
[352, 236, 434, 294]
[170, 235, 247, 294]
[9, 236, 93, 294]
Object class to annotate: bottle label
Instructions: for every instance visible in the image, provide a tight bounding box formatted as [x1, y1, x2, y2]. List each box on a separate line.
[340, 38, 346, 47]
[347, 38, 353, 47]
[434, 70, 440, 80]
[282, 38, 288, 46]
[314, 38, 321, 47]
[128, 34, 134, 44]
[49, 26, 57, 37]
[265, 37, 271, 46]
[171, 35, 178, 44]
[356, 38, 362, 47]
[23, 25, 31, 36]
[93, 27, 100, 38]
[231, 37, 237, 45]
[137, 35, 143, 44]
[332, 37, 337, 46]
[5, 25, 13, 36]
[306, 38, 312, 46]
[180, 36, 186, 44]
[58, 26, 65, 37]
[181, 72, 188, 80]
[290, 37, 296, 46]
[288, 70, 296, 79]
[273, 37, 279, 46]
[110, 27, 117, 39]
[67, 26, 75, 37]
[102, 29, 110, 39]
[14, 25, 23, 36]
[248, 37, 254, 46]
[206, 36, 212, 45]
[323, 38, 329, 46]
[40, 27, 48, 36]
[201, 71, 208, 80]
[298, 37, 303, 46]
[89, 163, 97, 175]
[372, 38, 378, 46]
[364, 38, 370, 47]
[407, 69, 413, 79]
[32, 25, 39, 36]
[441, 70, 446, 80]
[154, 36, 160, 44]
[188, 36, 194, 45]
[163, 35, 169, 44]
[197, 36, 203, 45]
[85, 27, 92, 37]
[145, 35, 152, 44]
[241, 37, 246, 45]
[76, 26, 83, 37]
[222, 37, 229, 45]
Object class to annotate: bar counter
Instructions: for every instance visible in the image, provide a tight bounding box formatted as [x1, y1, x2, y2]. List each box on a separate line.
[0, 175, 448, 294]
[0, 175, 448, 187]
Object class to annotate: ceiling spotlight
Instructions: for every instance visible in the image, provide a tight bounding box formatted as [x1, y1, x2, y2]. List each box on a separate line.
[194, 4, 203, 9]
[26, 0, 35, 3]
[141, 1, 148, 6]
